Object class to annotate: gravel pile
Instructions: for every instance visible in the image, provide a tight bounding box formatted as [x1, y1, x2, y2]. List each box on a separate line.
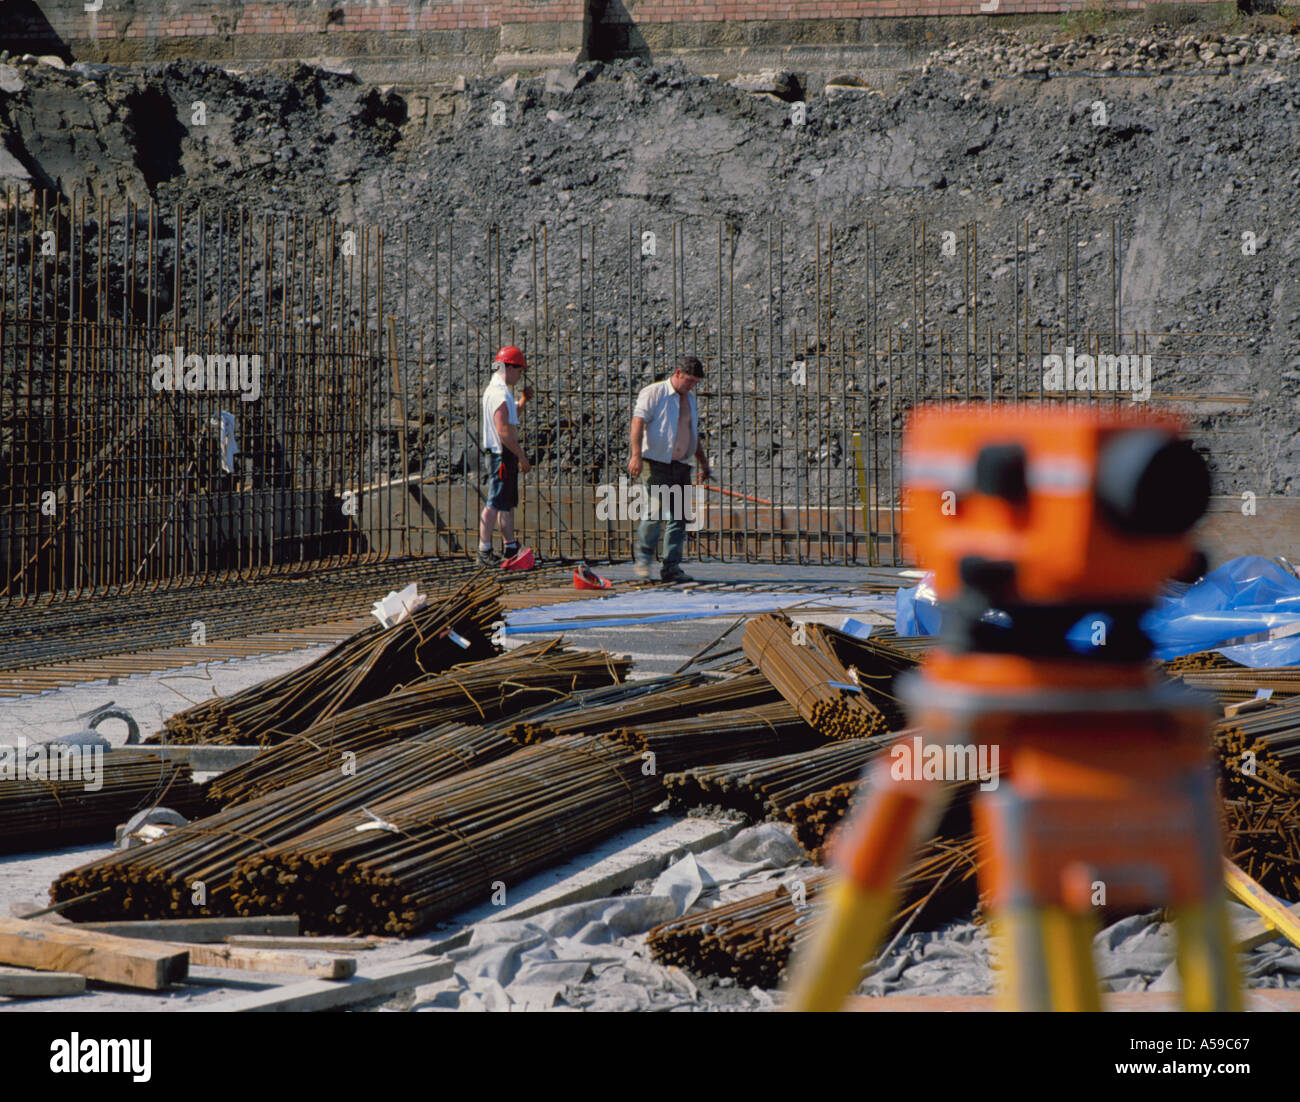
[925, 26, 1298, 76]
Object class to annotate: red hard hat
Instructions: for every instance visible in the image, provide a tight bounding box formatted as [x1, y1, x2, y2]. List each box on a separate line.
[495, 346, 527, 369]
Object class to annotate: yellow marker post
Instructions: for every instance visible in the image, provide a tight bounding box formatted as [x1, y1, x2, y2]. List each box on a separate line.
[851, 431, 870, 561]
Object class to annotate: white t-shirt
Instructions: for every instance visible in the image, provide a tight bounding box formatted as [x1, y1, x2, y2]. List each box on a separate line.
[481, 372, 518, 452]
[632, 377, 698, 465]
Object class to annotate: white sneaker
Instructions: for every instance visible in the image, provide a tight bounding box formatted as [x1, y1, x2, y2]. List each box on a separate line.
[633, 560, 652, 579]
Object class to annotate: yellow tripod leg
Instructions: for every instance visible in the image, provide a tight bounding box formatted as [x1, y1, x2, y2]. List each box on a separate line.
[785, 880, 896, 1012]
[1043, 908, 1101, 1012]
[994, 907, 1100, 1011]
[1172, 902, 1241, 1012]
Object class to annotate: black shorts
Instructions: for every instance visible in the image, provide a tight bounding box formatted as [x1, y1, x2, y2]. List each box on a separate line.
[487, 451, 518, 510]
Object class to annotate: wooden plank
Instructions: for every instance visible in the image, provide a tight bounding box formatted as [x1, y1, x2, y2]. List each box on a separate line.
[1234, 899, 1300, 951]
[0, 965, 86, 997]
[1237, 913, 1299, 952]
[1223, 697, 1271, 719]
[225, 935, 384, 951]
[0, 917, 188, 990]
[1225, 858, 1300, 952]
[74, 916, 299, 943]
[184, 944, 356, 979]
[200, 956, 453, 1012]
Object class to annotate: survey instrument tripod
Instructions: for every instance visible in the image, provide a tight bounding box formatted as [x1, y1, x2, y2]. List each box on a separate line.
[786, 405, 1240, 1012]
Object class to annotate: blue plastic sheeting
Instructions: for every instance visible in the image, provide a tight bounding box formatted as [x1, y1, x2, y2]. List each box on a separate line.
[893, 577, 1010, 636]
[839, 618, 875, 640]
[893, 556, 1300, 667]
[1146, 556, 1300, 665]
[504, 590, 896, 634]
[894, 575, 942, 636]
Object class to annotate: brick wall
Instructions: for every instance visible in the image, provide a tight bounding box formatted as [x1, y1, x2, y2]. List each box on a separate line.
[3, 2, 588, 43]
[610, 0, 1151, 17]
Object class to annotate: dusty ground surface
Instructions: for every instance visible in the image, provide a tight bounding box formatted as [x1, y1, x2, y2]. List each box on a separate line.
[2, 16, 1298, 496]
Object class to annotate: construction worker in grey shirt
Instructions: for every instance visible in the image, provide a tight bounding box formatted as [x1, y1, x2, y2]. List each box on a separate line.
[627, 355, 711, 583]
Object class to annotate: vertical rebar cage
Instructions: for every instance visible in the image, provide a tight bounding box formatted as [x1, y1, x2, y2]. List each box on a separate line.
[0, 189, 1254, 605]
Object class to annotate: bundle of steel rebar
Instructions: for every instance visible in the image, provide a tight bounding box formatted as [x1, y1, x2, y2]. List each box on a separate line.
[49, 722, 517, 920]
[861, 626, 937, 660]
[662, 738, 890, 820]
[158, 578, 504, 745]
[1211, 696, 1300, 898]
[206, 640, 629, 807]
[802, 623, 922, 729]
[1217, 696, 1300, 770]
[229, 736, 664, 936]
[503, 669, 780, 745]
[498, 671, 711, 745]
[608, 701, 822, 773]
[646, 835, 981, 987]
[0, 750, 208, 854]
[646, 873, 832, 987]
[1162, 650, 1243, 676]
[743, 614, 891, 741]
[1177, 666, 1300, 704]
[1221, 790, 1300, 901]
[782, 781, 861, 862]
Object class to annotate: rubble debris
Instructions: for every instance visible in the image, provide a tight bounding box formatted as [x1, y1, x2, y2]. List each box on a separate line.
[924, 27, 1297, 79]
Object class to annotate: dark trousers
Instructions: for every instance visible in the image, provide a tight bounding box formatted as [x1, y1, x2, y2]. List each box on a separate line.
[635, 459, 692, 573]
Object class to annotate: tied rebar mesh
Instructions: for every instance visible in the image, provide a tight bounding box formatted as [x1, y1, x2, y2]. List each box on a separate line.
[1, 194, 1255, 604]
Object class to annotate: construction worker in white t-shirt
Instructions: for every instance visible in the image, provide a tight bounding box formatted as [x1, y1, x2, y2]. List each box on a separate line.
[628, 355, 711, 583]
[478, 346, 532, 567]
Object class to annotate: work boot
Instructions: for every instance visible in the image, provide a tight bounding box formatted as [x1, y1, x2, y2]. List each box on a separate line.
[633, 559, 652, 580]
[477, 548, 502, 568]
[661, 566, 694, 584]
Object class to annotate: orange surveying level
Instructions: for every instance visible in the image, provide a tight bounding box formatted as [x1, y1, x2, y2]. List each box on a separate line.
[786, 404, 1239, 1012]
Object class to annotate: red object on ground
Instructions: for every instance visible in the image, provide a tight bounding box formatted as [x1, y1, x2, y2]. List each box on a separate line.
[573, 564, 611, 590]
[501, 546, 535, 571]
